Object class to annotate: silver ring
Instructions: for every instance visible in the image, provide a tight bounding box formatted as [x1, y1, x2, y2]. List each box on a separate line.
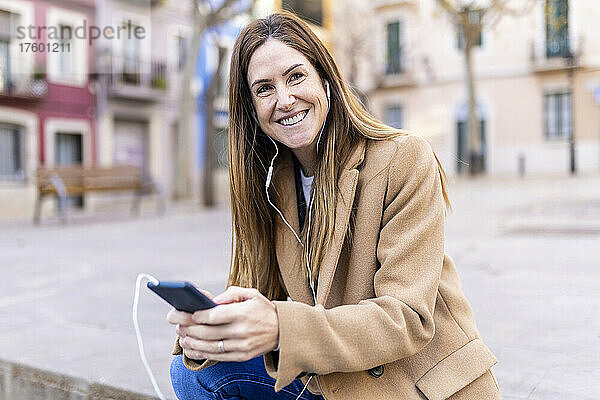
[217, 340, 225, 353]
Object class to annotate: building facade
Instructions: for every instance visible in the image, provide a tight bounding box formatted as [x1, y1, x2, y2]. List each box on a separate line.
[0, 0, 96, 220]
[333, 0, 600, 177]
[0, 0, 197, 221]
[94, 0, 194, 208]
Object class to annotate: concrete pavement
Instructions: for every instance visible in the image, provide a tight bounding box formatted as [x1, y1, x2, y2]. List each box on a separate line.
[0, 174, 598, 399]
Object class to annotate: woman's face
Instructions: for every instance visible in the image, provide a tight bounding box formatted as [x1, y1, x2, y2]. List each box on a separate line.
[247, 39, 328, 151]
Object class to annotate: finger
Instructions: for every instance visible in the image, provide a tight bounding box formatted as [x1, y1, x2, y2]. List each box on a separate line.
[167, 309, 195, 326]
[176, 324, 193, 338]
[183, 348, 207, 361]
[179, 335, 188, 349]
[191, 302, 244, 325]
[212, 286, 261, 304]
[198, 288, 214, 300]
[206, 352, 255, 362]
[178, 323, 241, 341]
[182, 340, 258, 362]
[189, 282, 215, 300]
[192, 349, 260, 363]
[179, 336, 228, 354]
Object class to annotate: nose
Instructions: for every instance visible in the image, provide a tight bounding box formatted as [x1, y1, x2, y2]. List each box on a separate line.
[275, 86, 296, 110]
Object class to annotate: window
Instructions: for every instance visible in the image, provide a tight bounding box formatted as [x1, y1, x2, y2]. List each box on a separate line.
[282, 0, 323, 26]
[0, 10, 13, 92]
[456, 103, 487, 174]
[0, 124, 24, 181]
[386, 21, 403, 75]
[55, 132, 83, 165]
[0, 38, 9, 92]
[46, 8, 88, 86]
[385, 105, 403, 129]
[114, 120, 148, 171]
[214, 127, 228, 168]
[456, 119, 486, 173]
[176, 34, 188, 71]
[122, 22, 142, 84]
[544, 92, 571, 139]
[55, 132, 84, 207]
[57, 24, 75, 78]
[546, 0, 569, 58]
[457, 10, 483, 49]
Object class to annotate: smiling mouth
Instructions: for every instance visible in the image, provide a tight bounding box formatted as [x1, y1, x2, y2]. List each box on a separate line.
[277, 110, 309, 127]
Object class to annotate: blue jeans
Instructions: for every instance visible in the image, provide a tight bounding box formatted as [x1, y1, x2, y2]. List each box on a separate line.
[170, 355, 325, 400]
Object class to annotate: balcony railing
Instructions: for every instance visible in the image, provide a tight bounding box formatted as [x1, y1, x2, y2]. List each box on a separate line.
[127, 0, 166, 7]
[379, 52, 418, 89]
[0, 75, 48, 102]
[105, 54, 168, 102]
[374, 0, 419, 11]
[530, 35, 584, 73]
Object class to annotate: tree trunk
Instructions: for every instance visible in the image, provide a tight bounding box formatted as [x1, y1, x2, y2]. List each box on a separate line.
[202, 45, 227, 207]
[348, 56, 369, 110]
[464, 36, 484, 175]
[175, 1, 208, 199]
[203, 83, 215, 207]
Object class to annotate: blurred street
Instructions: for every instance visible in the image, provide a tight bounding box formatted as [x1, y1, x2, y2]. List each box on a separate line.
[0, 174, 598, 399]
[1, 0, 599, 399]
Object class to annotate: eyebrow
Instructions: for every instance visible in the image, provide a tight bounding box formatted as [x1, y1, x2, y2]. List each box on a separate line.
[251, 63, 304, 88]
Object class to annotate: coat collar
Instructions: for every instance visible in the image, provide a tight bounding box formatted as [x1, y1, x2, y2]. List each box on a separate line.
[272, 137, 367, 305]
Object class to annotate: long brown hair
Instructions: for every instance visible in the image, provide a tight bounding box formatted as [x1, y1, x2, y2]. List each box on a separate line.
[227, 12, 450, 300]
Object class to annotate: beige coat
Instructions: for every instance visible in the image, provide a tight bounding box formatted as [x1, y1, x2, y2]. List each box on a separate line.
[173, 134, 500, 400]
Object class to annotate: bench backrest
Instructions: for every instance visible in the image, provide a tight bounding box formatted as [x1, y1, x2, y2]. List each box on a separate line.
[36, 166, 145, 195]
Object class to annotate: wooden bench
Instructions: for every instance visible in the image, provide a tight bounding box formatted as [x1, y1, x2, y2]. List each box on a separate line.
[34, 166, 164, 224]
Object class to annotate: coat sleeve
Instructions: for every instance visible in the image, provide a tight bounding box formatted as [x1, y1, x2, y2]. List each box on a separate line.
[267, 135, 446, 392]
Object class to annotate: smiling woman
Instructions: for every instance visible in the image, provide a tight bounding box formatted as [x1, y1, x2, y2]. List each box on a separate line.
[168, 11, 500, 400]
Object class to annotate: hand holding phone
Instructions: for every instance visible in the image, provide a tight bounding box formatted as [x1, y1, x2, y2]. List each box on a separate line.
[147, 281, 216, 314]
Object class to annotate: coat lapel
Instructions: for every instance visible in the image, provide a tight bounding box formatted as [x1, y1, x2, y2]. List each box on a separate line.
[273, 138, 367, 306]
[315, 167, 359, 305]
[272, 147, 315, 304]
[316, 138, 365, 305]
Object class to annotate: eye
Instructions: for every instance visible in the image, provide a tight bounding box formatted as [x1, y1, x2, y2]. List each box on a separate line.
[256, 84, 273, 95]
[289, 72, 304, 82]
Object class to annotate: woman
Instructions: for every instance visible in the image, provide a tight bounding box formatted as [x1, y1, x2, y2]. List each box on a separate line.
[168, 11, 500, 400]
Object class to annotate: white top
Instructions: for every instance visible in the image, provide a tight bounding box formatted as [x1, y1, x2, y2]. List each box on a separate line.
[299, 167, 314, 206]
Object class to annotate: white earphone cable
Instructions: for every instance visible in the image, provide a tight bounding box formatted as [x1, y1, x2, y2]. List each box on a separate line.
[265, 136, 304, 245]
[295, 375, 314, 400]
[133, 273, 167, 400]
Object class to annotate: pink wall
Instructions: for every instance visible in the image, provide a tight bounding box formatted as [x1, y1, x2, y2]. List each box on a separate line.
[10, 0, 97, 165]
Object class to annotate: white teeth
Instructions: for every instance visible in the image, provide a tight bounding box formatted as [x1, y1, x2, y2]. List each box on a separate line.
[280, 111, 307, 126]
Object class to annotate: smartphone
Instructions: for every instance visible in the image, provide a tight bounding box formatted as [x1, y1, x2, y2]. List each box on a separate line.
[147, 281, 217, 313]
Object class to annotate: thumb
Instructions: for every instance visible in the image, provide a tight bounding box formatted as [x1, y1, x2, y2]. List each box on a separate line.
[189, 282, 214, 300]
[213, 286, 261, 304]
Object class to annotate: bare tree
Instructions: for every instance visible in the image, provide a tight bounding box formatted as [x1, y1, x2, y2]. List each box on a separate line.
[436, 0, 537, 175]
[202, 43, 227, 207]
[175, 0, 252, 201]
[331, 0, 374, 109]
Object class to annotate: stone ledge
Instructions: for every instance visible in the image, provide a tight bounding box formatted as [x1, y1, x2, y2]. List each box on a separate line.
[0, 359, 159, 400]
